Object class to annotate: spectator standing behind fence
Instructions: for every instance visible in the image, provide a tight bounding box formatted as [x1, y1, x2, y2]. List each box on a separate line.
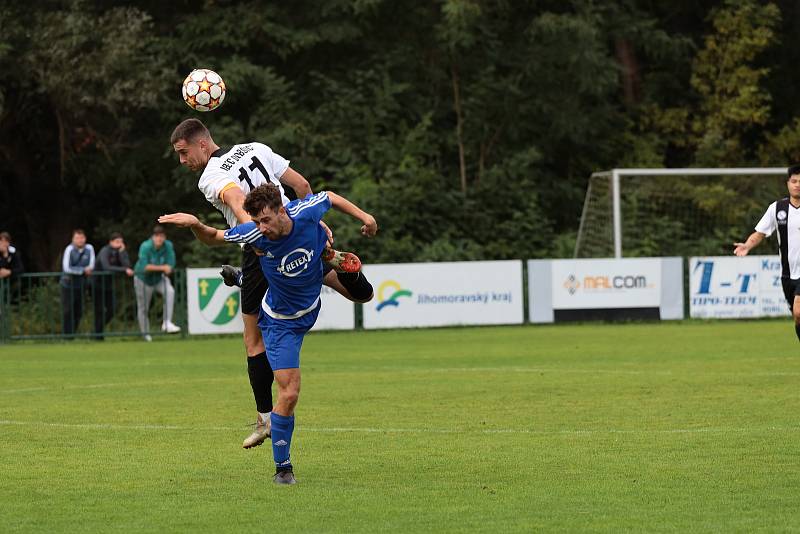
[0, 232, 24, 279]
[60, 229, 95, 338]
[133, 225, 181, 341]
[93, 232, 134, 340]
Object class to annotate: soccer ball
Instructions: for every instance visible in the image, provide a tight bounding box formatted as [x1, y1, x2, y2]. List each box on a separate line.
[182, 69, 226, 112]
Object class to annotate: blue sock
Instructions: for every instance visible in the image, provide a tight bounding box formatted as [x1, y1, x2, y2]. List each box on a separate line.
[270, 413, 295, 470]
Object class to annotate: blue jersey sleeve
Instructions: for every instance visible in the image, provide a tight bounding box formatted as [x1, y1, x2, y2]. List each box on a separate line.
[224, 222, 261, 244]
[285, 191, 331, 223]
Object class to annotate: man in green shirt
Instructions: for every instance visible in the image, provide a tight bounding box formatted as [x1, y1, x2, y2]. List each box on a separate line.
[134, 225, 180, 341]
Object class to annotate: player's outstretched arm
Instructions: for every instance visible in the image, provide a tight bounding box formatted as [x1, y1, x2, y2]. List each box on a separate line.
[733, 231, 766, 257]
[158, 213, 227, 246]
[327, 192, 378, 237]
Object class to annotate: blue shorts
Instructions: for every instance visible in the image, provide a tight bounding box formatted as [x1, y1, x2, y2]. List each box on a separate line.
[258, 304, 320, 370]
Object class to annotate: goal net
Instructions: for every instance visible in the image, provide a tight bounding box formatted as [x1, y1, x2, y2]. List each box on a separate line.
[574, 168, 788, 258]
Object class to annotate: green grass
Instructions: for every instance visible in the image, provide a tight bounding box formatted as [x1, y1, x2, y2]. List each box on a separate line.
[1, 321, 799, 532]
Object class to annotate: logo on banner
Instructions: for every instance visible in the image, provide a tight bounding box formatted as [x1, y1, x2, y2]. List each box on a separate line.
[376, 280, 413, 311]
[562, 273, 651, 294]
[692, 260, 755, 295]
[198, 278, 240, 325]
[563, 275, 580, 295]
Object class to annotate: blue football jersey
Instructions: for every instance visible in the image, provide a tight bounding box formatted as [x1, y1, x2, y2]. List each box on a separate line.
[224, 192, 331, 319]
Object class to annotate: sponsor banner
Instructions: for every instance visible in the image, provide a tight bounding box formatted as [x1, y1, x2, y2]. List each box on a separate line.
[187, 268, 243, 334]
[551, 258, 661, 310]
[186, 268, 354, 335]
[689, 256, 789, 318]
[362, 261, 524, 329]
[312, 286, 355, 331]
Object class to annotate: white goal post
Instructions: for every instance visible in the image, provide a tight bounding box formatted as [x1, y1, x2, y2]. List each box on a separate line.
[575, 167, 789, 259]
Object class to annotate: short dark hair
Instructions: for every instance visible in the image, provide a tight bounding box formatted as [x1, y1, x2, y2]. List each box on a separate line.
[109, 231, 123, 241]
[244, 184, 283, 217]
[0, 231, 10, 242]
[170, 118, 210, 145]
[788, 165, 800, 178]
[72, 229, 85, 238]
[152, 225, 166, 236]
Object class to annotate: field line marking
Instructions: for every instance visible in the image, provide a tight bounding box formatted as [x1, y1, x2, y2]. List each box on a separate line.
[4, 368, 800, 395]
[1, 419, 798, 436]
[0, 377, 238, 395]
[0, 370, 657, 395]
[422, 367, 670, 376]
[337, 367, 800, 377]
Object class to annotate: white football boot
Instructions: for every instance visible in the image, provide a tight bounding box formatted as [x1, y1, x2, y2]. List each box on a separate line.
[242, 412, 271, 449]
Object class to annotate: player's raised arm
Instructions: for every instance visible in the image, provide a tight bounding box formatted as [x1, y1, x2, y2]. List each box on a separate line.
[158, 213, 227, 246]
[326, 192, 378, 237]
[733, 231, 766, 257]
[280, 168, 335, 245]
[279, 168, 313, 199]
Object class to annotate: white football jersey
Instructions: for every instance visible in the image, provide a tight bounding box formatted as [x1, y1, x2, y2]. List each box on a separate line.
[756, 199, 800, 278]
[198, 143, 291, 228]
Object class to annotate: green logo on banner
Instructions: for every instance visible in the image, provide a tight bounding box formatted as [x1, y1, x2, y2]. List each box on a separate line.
[198, 278, 240, 325]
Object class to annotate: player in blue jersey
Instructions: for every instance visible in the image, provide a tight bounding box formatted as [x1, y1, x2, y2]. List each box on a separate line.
[158, 184, 377, 485]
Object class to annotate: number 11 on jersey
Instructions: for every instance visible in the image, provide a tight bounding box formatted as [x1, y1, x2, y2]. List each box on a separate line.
[238, 156, 269, 191]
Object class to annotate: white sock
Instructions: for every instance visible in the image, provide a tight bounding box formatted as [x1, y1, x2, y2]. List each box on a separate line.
[259, 412, 271, 423]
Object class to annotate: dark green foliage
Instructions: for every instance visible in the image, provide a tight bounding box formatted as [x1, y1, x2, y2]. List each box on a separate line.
[1, 0, 798, 269]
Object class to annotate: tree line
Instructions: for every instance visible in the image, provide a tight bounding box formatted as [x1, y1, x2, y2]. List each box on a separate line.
[2, 0, 799, 272]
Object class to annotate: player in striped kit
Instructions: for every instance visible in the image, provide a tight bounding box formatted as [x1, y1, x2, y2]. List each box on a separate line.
[170, 119, 374, 448]
[734, 165, 800, 341]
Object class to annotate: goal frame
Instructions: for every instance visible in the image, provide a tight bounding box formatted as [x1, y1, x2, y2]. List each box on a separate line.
[576, 167, 788, 258]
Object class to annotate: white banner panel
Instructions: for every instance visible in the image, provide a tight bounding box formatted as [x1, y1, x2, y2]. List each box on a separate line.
[312, 286, 355, 331]
[689, 256, 789, 319]
[362, 261, 523, 329]
[529, 258, 683, 323]
[187, 268, 244, 334]
[187, 268, 355, 335]
[551, 258, 662, 309]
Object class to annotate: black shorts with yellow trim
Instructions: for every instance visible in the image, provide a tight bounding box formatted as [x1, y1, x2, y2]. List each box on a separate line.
[241, 245, 268, 316]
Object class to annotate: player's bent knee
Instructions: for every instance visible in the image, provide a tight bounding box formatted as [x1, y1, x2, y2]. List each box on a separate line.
[244, 339, 264, 356]
[242, 327, 264, 356]
[241, 314, 262, 342]
[280, 389, 299, 409]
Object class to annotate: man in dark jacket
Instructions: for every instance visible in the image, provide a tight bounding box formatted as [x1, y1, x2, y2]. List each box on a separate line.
[0, 232, 24, 280]
[93, 232, 134, 339]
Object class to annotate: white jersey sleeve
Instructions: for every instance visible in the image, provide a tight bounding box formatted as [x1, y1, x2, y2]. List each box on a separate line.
[755, 201, 777, 237]
[198, 167, 234, 206]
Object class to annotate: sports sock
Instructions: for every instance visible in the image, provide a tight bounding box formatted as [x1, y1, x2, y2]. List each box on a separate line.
[247, 352, 274, 413]
[794, 323, 800, 342]
[259, 411, 271, 423]
[337, 271, 374, 302]
[270, 413, 295, 470]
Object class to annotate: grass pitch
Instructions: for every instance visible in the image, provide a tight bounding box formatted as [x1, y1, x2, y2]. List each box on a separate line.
[1, 321, 799, 532]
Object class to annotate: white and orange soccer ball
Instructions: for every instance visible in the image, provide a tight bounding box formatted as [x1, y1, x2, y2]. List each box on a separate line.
[182, 69, 226, 112]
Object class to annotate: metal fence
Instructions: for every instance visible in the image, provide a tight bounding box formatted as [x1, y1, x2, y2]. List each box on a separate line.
[0, 271, 186, 343]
